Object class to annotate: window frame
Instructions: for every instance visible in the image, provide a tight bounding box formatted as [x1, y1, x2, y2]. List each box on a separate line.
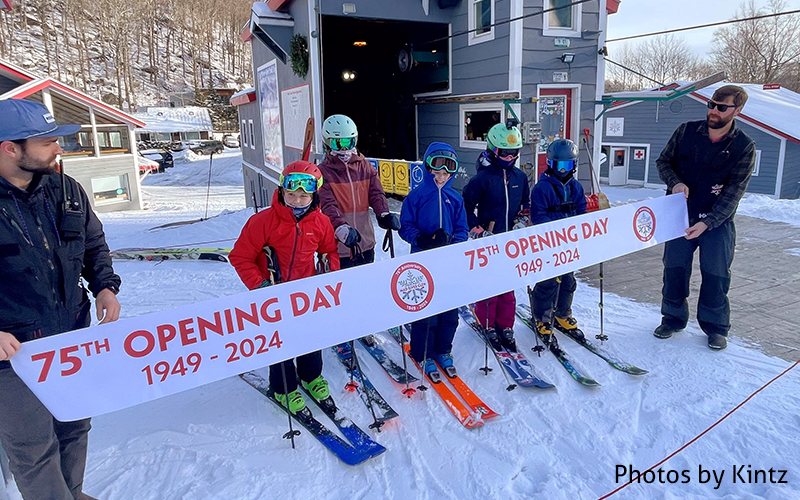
[753, 149, 761, 176]
[542, 0, 582, 38]
[459, 102, 506, 150]
[241, 119, 248, 148]
[468, 0, 495, 46]
[248, 120, 256, 151]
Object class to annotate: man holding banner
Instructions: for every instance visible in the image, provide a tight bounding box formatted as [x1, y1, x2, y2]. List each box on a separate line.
[0, 99, 121, 500]
[654, 85, 756, 350]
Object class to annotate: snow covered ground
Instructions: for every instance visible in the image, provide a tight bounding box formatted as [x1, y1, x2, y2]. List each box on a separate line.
[5, 157, 800, 500]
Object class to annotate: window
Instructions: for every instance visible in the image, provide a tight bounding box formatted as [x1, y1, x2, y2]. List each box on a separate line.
[543, 0, 582, 37]
[248, 120, 256, 150]
[468, 0, 494, 45]
[753, 149, 761, 176]
[180, 132, 202, 141]
[459, 103, 504, 149]
[91, 174, 131, 206]
[241, 119, 248, 147]
[59, 128, 94, 157]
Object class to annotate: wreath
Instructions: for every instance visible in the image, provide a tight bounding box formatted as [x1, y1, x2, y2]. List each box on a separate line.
[290, 34, 309, 79]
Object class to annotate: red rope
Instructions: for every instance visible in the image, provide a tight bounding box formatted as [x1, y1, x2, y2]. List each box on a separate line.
[597, 355, 800, 499]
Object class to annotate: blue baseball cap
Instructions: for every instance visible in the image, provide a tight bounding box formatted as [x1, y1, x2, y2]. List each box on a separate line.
[0, 99, 81, 142]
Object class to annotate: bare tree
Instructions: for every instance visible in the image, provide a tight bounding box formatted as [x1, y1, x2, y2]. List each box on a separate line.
[606, 34, 707, 92]
[711, 0, 800, 85]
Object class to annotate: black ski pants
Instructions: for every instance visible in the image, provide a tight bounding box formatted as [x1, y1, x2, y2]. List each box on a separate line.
[339, 248, 375, 270]
[268, 350, 323, 395]
[0, 368, 91, 500]
[532, 272, 577, 324]
[409, 309, 459, 363]
[660, 219, 736, 337]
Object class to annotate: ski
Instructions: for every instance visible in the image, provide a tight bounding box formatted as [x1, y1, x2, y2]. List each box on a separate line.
[332, 344, 400, 425]
[239, 371, 376, 466]
[297, 377, 387, 459]
[110, 247, 230, 262]
[518, 304, 648, 375]
[397, 325, 499, 421]
[457, 306, 555, 389]
[514, 306, 601, 388]
[357, 334, 418, 385]
[400, 343, 484, 430]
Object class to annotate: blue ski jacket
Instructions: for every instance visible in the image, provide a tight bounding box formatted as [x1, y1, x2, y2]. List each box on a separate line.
[462, 151, 530, 234]
[530, 171, 587, 225]
[399, 142, 469, 253]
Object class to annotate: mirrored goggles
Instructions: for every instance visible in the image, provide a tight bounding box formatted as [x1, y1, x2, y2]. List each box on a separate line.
[548, 159, 576, 173]
[329, 137, 356, 151]
[494, 148, 520, 160]
[281, 172, 320, 193]
[426, 154, 458, 174]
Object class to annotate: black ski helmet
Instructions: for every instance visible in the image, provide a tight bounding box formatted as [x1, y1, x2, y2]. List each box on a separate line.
[546, 139, 579, 180]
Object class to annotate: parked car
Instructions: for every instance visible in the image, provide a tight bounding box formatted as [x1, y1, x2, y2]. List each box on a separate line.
[141, 150, 174, 170]
[138, 156, 161, 175]
[190, 140, 224, 155]
[223, 134, 240, 148]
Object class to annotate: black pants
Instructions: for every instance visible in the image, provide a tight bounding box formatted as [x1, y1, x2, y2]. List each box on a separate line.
[409, 309, 459, 362]
[268, 350, 323, 395]
[661, 219, 736, 336]
[532, 272, 576, 323]
[340, 247, 375, 269]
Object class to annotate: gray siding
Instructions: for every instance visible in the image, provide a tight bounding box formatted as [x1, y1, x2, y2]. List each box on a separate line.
[602, 97, 783, 197]
[417, 101, 481, 191]
[63, 155, 142, 212]
[781, 142, 800, 199]
[450, 0, 510, 96]
[629, 149, 645, 181]
[0, 75, 20, 95]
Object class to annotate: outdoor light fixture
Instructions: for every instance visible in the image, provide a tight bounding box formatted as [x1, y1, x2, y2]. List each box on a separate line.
[560, 53, 575, 64]
[342, 70, 357, 82]
[353, 41, 367, 47]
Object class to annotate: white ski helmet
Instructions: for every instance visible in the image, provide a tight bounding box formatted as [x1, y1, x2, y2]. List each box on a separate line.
[322, 114, 358, 150]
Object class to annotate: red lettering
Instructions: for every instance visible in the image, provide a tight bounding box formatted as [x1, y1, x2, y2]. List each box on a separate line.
[197, 312, 224, 342]
[94, 338, 110, 353]
[324, 282, 343, 306]
[32, 350, 56, 383]
[518, 236, 529, 256]
[582, 222, 592, 239]
[224, 309, 234, 334]
[538, 232, 553, 250]
[156, 324, 177, 352]
[60, 345, 82, 376]
[179, 318, 197, 346]
[555, 228, 569, 246]
[291, 292, 310, 316]
[235, 303, 260, 331]
[599, 217, 608, 234]
[312, 288, 332, 312]
[528, 235, 540, 254]
[259, 298, 282, 323]
[124, 330, 155, 358]
[567, 225, 579, 242]
[80, 342, 93, 356]
[505, 240, 520, 259]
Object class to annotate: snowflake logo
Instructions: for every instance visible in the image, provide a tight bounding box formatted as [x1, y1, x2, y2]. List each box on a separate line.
[711, 184, 723, 196]
[391, 262, 435, 312]
[633, 206, 657, 242]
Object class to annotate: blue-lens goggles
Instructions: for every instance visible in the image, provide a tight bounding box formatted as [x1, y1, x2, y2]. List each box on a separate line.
[329, 137, 356, 151]
[426, 153, 458, 174]
[281, 172, 320, 193]
[548, 159, 576, 173]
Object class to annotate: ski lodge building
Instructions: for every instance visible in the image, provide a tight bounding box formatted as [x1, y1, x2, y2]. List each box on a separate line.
[0, 59, 147, 212]
[131, 106, 214, 145]
[599, 82, 800, 199]
[234, 0, 622, 207]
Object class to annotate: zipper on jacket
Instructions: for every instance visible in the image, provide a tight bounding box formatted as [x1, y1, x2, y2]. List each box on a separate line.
[438, 185, 443, 229]
[1, 207, 33, 246]
[345, 164, 357, 221]
[503, 169, 509, 232]
[286, 221, 301, 281]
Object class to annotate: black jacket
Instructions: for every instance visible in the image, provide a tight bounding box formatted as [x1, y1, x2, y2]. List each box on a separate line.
[463, 151, 530, 234]
[0, 172, 120, 369]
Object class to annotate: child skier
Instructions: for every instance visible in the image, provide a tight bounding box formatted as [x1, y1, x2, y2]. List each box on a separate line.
[530, 139, 588, 346]
[229, 161, 341, 414]
[399, 142, 469, 382]
[463, 122, 530, 352]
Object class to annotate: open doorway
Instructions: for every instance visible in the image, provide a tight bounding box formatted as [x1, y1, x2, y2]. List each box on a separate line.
[320, 15, 449, 160]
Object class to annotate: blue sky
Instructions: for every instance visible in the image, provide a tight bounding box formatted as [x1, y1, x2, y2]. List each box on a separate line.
[606, 0, 800, 58]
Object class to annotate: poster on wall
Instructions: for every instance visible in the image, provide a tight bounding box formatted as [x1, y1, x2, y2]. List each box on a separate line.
[257, 60, 283, 171]
[281, 84, 312, 151]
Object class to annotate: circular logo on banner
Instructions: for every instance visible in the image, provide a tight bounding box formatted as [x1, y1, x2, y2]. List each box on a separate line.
[391, 262, 434, 312]
[633, 206, 656, 242]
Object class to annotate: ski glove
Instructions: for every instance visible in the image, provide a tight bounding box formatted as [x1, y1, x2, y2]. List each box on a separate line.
[417, 228, 451, 250]
[377, 212, 401, 231]
[469, 226, 493, 239]
[512, 209, 532, 230]
[258, 279, 273, 289]
[335, 224, 362, 247]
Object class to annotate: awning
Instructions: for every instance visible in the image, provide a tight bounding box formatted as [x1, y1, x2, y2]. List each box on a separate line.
[248, 2, 295, 64]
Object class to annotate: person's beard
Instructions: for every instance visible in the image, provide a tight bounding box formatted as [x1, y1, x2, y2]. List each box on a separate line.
[18, 150, 58, 175]
[707, 113, 734, 130]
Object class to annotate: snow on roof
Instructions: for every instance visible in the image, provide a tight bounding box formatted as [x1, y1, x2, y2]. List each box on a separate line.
[231, 87, 255, 100]
[132, 106, 213, 133]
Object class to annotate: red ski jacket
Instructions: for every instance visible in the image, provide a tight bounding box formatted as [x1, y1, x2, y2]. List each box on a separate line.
[230, 190, 341, 290]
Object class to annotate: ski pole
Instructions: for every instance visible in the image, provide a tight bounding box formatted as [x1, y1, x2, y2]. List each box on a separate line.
[478, 303, 493, 375]
[204, 152, 214, 220]
[383, 229, 415, 397]
[278, 361, 300, 448]
[528, 286, 545, 356]
[344, 341, 358, 392]
[348, 341, 384, 432]
[416, 320, 433, 394]
[597, 262, 608, 342]
[582, 129, 609, 343]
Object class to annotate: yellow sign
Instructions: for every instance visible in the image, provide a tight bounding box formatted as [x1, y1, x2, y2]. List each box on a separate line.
[393, 161, 409, 196]
[379, 161, 394, 194]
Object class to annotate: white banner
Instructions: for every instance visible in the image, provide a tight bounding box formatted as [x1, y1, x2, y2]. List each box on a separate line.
[12, 195, 688, 421]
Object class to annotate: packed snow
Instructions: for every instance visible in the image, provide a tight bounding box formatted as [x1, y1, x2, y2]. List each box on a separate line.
[4, 155, 799, 500]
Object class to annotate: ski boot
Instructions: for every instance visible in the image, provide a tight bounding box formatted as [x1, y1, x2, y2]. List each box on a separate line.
[554, 316, 585, 342]
[500, 328, 518, 352]
[483, 327, 504, 351]
[360, 334, 377, 347]
[274, 389, 307, 415]
[335, 342, 355, 369]
[434, 353, 458, 379]
[535, 321, 558, 348]
[302, 375, 337, 413]
[423, 358, 443, 384]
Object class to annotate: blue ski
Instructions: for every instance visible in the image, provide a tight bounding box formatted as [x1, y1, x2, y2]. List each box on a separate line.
[356, 334, 418, 385]
[332, 344, 400, 425]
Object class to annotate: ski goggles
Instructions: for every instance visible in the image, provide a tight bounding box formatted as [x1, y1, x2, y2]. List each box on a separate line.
[548, 159, 576, 173]
[328, 137, 357, 151]
[707, 100, 737, 112]
[281, 172, 321, 193]
[493, 147, 520, 160]
[426, 151, 458, 174]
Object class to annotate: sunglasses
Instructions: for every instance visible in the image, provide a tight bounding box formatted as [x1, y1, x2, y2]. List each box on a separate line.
[707, 101, 737, 112]
[548, 159, 575, 173]
[494, 148, 520, 160]
[426, 153, 458, 174]
[281, 172, 320, 193]
[329, 137, 356, 151]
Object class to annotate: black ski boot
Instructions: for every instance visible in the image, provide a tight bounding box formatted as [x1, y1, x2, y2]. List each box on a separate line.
[654, 323, 682, 339]
[500, 328, 518, 352]
[484, 327, 504, 351]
